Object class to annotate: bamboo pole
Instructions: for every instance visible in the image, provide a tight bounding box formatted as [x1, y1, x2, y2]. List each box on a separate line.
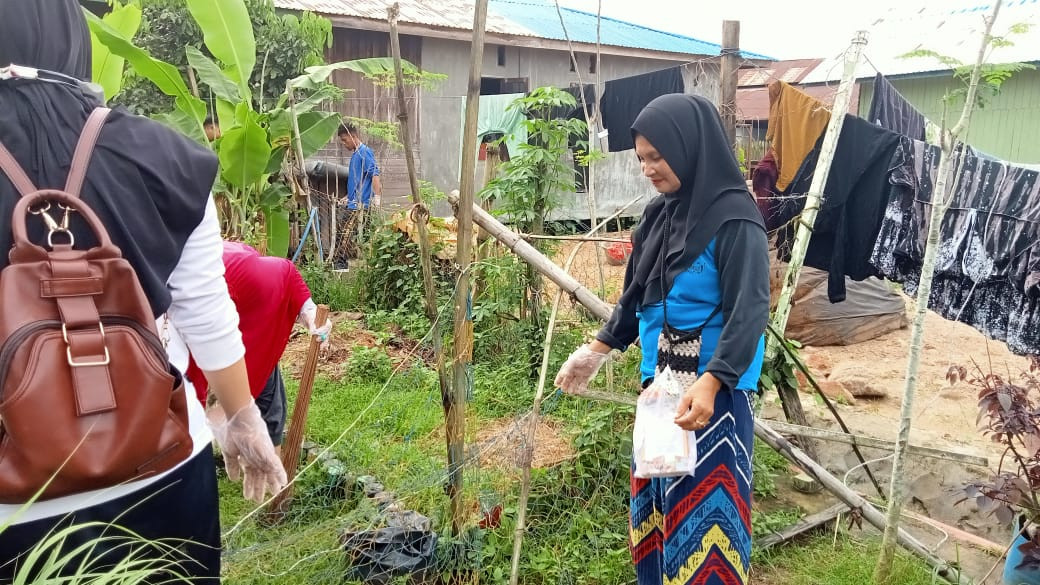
[265, 304, 329, 520]
[508, 203, 644, 585]
[764, 421, 988, 467]
[875, 3, 1002, 581]
[522, 234, 630, 243]
[447, 0, 489, 537]
[756, 421, 973, 585]
[447, 191, 618, 321]
[387, 1, 453, 483]
[764, 31, 868, 457]
[719, 21, 740, 148]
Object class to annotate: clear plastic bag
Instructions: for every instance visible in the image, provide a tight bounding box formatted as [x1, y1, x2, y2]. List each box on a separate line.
[633, 367, 697, 479]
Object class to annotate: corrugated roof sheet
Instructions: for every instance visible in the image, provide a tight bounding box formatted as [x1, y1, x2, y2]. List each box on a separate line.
[737, 58, 824, 87]
[801, 0, 1040, 83]
[736, 83, 861, 121]
[273, 0, 773, 59]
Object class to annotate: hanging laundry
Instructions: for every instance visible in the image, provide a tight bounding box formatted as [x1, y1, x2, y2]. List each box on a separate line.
[552, 84, 596, 120]
[600, 67, 683, 152]
[866, 73, 927, 141]
[773, 115, 903, 302]
[752, 148, 779, 228]
[477, 93, 528, 159]
[870, 142, 1040, 355]
[766, 81, 831, 191]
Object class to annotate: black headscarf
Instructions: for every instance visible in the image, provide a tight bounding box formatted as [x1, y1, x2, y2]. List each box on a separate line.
[0, 0, 216, 317]
[625, 94, 764, 305]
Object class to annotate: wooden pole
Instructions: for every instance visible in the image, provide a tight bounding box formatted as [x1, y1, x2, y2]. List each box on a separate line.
[764, 30, 867, 458]
[719, 20, 740, 148]
[448, 191, 617, 321]
[875, 4, 1001, 581]
[508, 203, 640, 585]
[764, 421, 988, 467]
[266, 304, 329, 520]
[447, 0, 489, 537]
[754, 421, 972, 585]
[474, 145, 501, 304]
[387, 1, 453, 472]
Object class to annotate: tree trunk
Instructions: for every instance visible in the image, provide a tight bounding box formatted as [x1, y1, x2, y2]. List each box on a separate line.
[873, 2, 1002, 581]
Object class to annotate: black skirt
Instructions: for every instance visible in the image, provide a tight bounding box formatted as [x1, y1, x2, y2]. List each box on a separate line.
[0, 448, 221, 584]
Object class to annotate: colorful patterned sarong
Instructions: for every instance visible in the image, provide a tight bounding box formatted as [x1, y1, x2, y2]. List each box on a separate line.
[630, 390, 755, 585]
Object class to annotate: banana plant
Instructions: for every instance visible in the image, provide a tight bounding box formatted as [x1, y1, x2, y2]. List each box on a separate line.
[83, 0, 421, 258]
[89, 0, 142, 101]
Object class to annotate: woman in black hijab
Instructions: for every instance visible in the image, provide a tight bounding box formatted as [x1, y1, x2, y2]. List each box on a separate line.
[0, 1, 284, 582]
[556, 94, 769, 585]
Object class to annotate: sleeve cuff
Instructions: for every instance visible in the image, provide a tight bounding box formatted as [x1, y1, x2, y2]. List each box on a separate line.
[705, 358, 740, 392]
[190, 337, 246, 372]
[595, 330, 626, 352]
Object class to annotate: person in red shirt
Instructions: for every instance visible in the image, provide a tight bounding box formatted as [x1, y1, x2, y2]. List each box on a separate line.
[187, 241, 332, 451]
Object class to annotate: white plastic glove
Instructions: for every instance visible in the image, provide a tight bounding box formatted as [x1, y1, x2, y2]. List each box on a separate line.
[207, 401, 288, 503]
[372, 194, 382, 207]
[554, 344, 610, 394]
[298, 299, 332, 353]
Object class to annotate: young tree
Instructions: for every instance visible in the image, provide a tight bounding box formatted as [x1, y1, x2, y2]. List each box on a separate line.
[873, 2, 1004, 581]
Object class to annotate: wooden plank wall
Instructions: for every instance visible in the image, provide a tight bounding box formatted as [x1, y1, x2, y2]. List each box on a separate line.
[315, 28, 423, 203]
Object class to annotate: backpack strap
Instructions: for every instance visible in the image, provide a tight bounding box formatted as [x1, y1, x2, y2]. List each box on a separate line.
[65, 108, 111, 197]
[0, 141, 38, 197]
[0, 107, 111, 199]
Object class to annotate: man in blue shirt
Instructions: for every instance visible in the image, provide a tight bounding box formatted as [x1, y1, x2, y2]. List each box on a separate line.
[334, 122, 382, 270]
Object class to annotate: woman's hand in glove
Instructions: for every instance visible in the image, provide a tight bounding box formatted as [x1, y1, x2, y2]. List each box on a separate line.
[554, 343, 610, 394]
[298, 300, 333, 353]
[207, 401, 288, 503]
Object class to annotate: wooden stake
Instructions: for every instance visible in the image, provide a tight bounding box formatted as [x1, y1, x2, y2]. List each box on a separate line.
[508, 203, 642, 585]
[764, 420, 988, 467]
[875, 4, 1002, 581]
[764, 31, 868, 459]
[719, 21, 740, 148]
[387, 1, 453, 496]
[266, 304, 329, 520]
[447, 0, 489, 537]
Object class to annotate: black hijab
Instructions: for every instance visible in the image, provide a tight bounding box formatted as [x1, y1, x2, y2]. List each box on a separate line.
[625, 94, 764, 306]
[0, 0, 216, 316]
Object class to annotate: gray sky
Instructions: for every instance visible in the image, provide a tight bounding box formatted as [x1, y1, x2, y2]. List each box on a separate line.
[556, 0, 925, 60]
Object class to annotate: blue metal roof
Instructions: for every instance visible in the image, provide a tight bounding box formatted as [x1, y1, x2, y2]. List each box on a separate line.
[489, 0, 774, 60]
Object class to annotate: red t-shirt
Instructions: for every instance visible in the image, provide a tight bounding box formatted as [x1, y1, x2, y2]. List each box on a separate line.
[186, 241, 312, 402]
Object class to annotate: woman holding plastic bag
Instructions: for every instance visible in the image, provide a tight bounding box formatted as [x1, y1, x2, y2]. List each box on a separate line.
[555, 94, 769, 585]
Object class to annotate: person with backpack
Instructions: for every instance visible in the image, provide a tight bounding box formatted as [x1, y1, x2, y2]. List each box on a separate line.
[0, 1, 285, 582]
[186, 241, 334, 453]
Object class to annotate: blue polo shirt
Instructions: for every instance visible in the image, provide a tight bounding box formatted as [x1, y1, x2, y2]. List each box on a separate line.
[346, 143, 379, 210]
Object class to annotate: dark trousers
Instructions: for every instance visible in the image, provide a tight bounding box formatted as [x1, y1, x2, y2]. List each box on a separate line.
[0, 449, 221, 584]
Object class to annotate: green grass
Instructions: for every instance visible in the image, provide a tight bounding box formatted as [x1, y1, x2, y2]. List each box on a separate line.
[214, 299, 940, 585]
[754, 533, 941, 585]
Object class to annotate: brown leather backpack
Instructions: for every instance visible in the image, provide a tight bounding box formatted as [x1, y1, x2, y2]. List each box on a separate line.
[0, 108, 192, 503]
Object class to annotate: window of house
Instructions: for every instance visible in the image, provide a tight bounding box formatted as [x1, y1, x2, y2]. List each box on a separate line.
[497, 45, 506, 67]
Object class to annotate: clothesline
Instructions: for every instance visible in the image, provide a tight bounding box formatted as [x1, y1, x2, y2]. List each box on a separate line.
[756, 76, 1040, 357]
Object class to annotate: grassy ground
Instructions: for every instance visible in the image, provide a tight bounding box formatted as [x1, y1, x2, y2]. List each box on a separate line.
[755, 533, 941, 585]
[214, 262, 943, 584]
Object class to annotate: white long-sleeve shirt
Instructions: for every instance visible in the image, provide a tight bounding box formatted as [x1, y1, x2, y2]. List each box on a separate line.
[0, 197, 244, 525]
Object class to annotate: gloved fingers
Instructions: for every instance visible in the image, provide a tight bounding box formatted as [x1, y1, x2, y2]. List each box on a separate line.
[224, 455, 243, 483]
[242, 470, 265, 504]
